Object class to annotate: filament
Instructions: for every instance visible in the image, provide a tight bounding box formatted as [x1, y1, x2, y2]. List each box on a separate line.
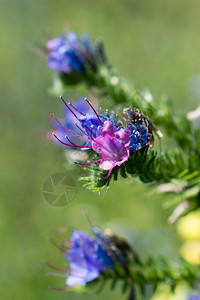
[60, 96, 79, 120]
[85, 98, 102, 125]
[68, 101, 86, 116]
[73, 159, 101, 166]
[48, 238, 66, 253]
[44, 261, 69, 273]
[65, 135, 91, 148]
[51, 114, 90, 142]
[46, 272, 68, 277]
[125, 113, 129, 131]
[52, 133, 91, 148]
[99, 161, 116, 181]
[75, 122, 91, 138]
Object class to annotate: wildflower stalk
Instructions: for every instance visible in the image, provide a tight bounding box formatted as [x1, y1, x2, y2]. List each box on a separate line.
[43, 31, 200, 300]
[46, 32, 200, 216]
[81, 66, 200, 215]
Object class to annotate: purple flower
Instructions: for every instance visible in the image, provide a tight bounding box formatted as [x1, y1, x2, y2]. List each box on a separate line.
[46, 32, 106, 75]
[52, 97, 130, 180]
[66, 229, 114, 286]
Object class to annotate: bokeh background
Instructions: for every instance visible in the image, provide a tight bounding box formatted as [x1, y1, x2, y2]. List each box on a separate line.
[1, 0, 200, 299]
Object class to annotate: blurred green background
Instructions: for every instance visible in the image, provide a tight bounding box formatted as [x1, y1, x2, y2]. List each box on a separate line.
[1, 0, 200, 299]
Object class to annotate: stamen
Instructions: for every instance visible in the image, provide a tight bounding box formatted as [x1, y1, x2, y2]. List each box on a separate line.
[52, 133, 91, 148]
[77, 122, 97, 141]
[85, 97, 103, 125]
[60, 96, 79, 120]
[65, 135, 91, 148]
[65, 135, 78, 146]
[99, 162, 116, 181]
[46, 272, 68, 277]
[44, 260, 69, 272]
[51, 114, 90, 142]
[37, 41, 49, 55]
[47, 237, 66, 253]
[50, 228, 71, 245]
[75, 122, 91, 138]
[90, 127, 95, 140]
[125, 113, 129, 131]
[81, 124, 96, 140]
[73, 159, 101, 166]
[28, 43, 47, 58]
[68, 101, 86, 116]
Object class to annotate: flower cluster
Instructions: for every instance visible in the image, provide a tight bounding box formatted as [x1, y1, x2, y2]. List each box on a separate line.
[66, 229, 113, 286]
[51, 97, 153, 180]
[47, 226, 132, 289]
[46, 32, 106, 77]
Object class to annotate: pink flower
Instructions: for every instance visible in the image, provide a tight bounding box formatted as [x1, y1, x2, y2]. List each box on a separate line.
[92, 121, 130, 180]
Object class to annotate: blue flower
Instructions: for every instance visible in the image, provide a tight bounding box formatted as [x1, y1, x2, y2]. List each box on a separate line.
[46, 226, 133, 290]
[46, 32, 106, 75]
[65, 229, 114, 286]
[124, 107, 153, 152]
[128, 123, 152, 152]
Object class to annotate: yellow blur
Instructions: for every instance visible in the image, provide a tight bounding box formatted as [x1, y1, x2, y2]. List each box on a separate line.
[177, 210, 200, 240]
